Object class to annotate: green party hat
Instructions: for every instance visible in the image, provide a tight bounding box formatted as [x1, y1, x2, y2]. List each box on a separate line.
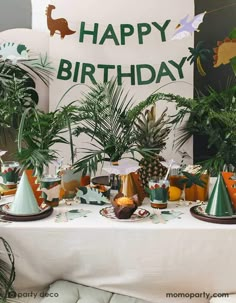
[205, 173, 234, 217]
[10, 171, 40, 215]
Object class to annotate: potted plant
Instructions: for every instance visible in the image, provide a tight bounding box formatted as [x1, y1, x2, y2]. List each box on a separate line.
[71, 79, 188, 176]
[16, 104, 77, 205]
[17, 104, 77, 178]
[0, 53, 54, 160]
[72, 79, 145, 175]
[169, 83, 236, 175]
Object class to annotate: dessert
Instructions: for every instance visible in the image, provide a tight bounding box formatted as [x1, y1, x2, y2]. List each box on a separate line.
[113, 193, 138, 219]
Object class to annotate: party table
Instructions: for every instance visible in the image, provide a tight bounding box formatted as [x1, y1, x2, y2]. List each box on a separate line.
[0, 197, 236, 303]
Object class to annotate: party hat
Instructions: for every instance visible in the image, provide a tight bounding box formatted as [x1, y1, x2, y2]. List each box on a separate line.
[205, 173, 234, 217]
[10, 171, 40, 215]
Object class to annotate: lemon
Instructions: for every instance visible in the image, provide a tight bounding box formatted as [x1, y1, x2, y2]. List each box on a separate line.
[169, 186, 182, 201]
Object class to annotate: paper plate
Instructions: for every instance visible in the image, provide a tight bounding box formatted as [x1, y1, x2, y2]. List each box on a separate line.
[190, 205, 236, 224]
[1, 202, 48, 216]
[0, 203, 53, 221]
[100, 206, 150, 222]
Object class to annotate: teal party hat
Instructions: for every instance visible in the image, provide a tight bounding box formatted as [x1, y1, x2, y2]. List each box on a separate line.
[10, 171, 40, 215]
[205, 173, 234, 217]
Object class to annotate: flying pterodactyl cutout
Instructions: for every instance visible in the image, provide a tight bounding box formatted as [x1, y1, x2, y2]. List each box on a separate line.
[171, 11, 206, 40]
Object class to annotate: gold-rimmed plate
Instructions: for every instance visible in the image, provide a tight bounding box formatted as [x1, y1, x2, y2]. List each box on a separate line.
[100, 206, 150, 222]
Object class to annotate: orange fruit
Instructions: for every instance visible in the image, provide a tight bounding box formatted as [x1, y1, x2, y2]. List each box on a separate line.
[169, 186, 182, 201]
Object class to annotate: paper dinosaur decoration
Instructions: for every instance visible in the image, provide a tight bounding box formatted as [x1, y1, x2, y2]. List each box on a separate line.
[55, 209, 91, 222]
[41, 184, 61, 201]
[0, 42, 28, 64]
[150, 210, 183, 224]
[171, 11, 206, 40]
[45, 5, 76, 39]
[213, 38, 236, 67]
[76, 187, 109, 205]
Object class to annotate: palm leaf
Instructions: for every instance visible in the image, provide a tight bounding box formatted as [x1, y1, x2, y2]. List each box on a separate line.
[179, 171, 206, 188]
[17, 105, 76, 177]
[0, 238, 15, 302]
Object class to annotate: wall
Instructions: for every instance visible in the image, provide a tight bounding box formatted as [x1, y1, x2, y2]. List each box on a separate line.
[0, 0, 31, 31]
[35, 0, 194, 166]
[4, 0, 225, 167]
[193, 0, 236, 163]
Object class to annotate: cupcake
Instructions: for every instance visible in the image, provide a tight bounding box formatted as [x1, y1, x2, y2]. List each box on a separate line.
[113, 193, 138, 219]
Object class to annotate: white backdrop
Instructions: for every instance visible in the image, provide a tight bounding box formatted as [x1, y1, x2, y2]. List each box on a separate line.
[0, 0, 195, 165]
[43, 0, 194, 165]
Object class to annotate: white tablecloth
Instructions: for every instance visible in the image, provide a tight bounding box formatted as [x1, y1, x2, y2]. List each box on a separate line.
[1, 197, 236, 303]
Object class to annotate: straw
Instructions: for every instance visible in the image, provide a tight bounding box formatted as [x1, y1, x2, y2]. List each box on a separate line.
[164, 159, 174, 180]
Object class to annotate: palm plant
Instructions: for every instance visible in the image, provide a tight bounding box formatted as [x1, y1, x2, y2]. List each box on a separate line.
[18, 53, 54, 86]
[0, 55, 54, 154]
[72, 79, 190, 176]
[169, 84, 236, 175]
[72, 80, 147, 175]
[0, 67, 38, 146]
[179, 171, 206, 188]
[17, 103, 77, 178]
[0, 237, 15, 302]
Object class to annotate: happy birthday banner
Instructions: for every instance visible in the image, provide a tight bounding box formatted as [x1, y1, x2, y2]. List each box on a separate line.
[1, 1, 235, 105]
[48, 1, 193, 86]
[36, 0, 193, 110]
[0, 0, 197, 106]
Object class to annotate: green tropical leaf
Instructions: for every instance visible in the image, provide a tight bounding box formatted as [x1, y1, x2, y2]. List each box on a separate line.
[17, 104, 76, 177]
[179, 171, 206, 188]
[0, 238, 15, 302]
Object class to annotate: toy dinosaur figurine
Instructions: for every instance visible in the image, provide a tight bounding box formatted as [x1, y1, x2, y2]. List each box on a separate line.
[213, 38, 236, 67]
[45, 5, 76, 39]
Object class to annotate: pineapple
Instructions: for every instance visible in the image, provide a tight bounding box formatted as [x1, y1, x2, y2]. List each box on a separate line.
[135, 106, 171, 188]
